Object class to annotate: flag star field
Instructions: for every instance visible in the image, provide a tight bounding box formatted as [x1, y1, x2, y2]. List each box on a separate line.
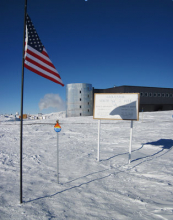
[26, 14, 44, 52]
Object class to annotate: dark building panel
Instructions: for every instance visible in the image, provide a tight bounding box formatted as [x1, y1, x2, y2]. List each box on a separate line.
[93, 85, 173, 112]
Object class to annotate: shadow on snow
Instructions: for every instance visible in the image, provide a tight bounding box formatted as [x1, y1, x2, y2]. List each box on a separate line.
[100, 144, 144, 162]
[24, 139, 173, 203]
[131, 139, 173, 163]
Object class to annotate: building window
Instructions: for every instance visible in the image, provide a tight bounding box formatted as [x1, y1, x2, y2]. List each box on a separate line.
[88, 109, 89, 112]
[149, 93, 152, 97]
[162, 93, 165, 97]
[88, 102, 89, 105]
[153, 93, 157, 97]
[166, 93, 169, 97]
[170, 94, 173, 98]
[145, 92, 148, 97]
[158, 93, 161, 97]
[140, 92, 144, 97]
[80, 113, 82, 116]
[80, 106, 81, 108]
[80, 98, 81, 101]
[79, 90, 81, 94]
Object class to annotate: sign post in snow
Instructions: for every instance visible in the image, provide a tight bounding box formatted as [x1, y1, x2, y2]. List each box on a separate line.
[97, 120, 101, 161]
[129, 120, 133, 164]
[54, 120, 61, 183]
[93, 93, 140, 163]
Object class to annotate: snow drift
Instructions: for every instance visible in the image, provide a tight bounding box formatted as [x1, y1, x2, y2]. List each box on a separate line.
[0, 111, 173, 219]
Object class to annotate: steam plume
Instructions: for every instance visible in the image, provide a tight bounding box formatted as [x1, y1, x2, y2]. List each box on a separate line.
[39, 94, 66, 111]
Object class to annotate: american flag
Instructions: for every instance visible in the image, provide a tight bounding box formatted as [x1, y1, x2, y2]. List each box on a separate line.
[24, 14, 64, 86]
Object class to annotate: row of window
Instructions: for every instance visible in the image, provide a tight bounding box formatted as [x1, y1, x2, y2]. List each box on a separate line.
[79, 98, 90, 103]
[80, 110, 90, 116]
[80, 103, 90, 108]
[140, 92, 173, 98]
[79, 91, 90, 98]
[79, 87, 91, 94]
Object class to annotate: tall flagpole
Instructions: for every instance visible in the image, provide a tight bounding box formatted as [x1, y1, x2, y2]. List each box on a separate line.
[20, 0, 27, 204]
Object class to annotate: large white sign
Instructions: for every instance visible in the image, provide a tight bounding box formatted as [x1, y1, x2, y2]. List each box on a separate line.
[93, 93, 140, 120]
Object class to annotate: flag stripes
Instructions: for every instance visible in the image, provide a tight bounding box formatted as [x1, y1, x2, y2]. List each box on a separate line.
[25, 47, 61, 77]
[24, 63, 64, 85]
[24, 14, 64, 86]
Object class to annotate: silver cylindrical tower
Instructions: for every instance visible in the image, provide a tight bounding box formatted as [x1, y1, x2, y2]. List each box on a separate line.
[66, 83, 93, 117]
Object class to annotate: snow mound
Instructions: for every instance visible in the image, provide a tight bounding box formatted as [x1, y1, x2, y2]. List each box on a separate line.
[44, 111, 66, 120]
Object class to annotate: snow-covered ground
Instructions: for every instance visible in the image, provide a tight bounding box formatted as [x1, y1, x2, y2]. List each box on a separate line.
[0, 111, 173, 219]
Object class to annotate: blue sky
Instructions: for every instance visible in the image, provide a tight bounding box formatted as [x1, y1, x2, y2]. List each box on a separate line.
[1, 0, 173, 114]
